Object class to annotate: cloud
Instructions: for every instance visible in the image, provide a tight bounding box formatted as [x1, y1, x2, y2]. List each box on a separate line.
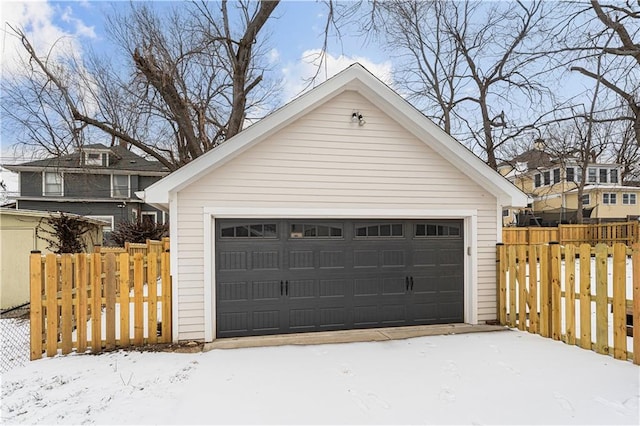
[1, 1, 94, 77]
[280, 49, 394, 103]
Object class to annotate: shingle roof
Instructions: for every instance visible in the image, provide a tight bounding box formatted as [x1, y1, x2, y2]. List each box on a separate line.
[4, 145, 169, 173]
[502, 149, 555, 170]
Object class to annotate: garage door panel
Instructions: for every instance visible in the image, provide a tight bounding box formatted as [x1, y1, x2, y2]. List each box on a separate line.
[382, 304, 406, 324]
[252, 251, 280, 270]
[252, 280, 281, 301]
[252, 310, 281, 332]
[354, 250, 378, 268]
[319, 250, 346, 268]
[319, 279, 349, 298]
[218, 312, 249, 333]
[288, 279, 315, 298]
[219, 251, 248, 270]
[382, 250, 406, 267]
[289, 250, 315, 269]
[218, 281, 249, 301]
[382, 277, 406, 295]
[289, 309, 316, 330]
[354, 278, 379, 296]
[320, 308, 347, 327]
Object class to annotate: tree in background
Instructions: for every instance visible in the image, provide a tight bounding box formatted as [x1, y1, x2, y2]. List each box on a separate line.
[2, 0, 280, 170]
[109, 220, 169, 246]
[36, 212, 93, 254]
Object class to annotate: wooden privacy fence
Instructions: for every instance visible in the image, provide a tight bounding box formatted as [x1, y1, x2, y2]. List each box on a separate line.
[30, 250, 171, 360]
[496, 242, 640, 364]
[98, 237, 170, 256]
[502, 222, 639, 245]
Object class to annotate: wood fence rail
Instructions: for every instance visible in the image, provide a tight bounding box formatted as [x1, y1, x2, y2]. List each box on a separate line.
[502, 222, 639, 245]
[29, 250, 171, 360]
[496, 242, 639, 364]
[97, 237, 170, 256]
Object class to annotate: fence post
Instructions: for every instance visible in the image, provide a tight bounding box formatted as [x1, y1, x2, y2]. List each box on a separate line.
[632, 242, 639, 365]
[508, 245, 517, 328]
[496, 244, 506, 325]
[91, 253, 102, 353]
[29, 251, 43, 361]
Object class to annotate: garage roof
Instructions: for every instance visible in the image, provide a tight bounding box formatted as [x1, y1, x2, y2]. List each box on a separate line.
[141, 63, 528, 209]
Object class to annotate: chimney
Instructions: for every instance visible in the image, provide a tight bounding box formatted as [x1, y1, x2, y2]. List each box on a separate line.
[533, 138, 546, 151]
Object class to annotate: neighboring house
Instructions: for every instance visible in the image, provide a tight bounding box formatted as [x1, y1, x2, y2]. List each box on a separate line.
[0, 208, 105, 310]
[499, 141, 640, 226]
[3, 143, 170, 240]
[140, 63, 527, 343]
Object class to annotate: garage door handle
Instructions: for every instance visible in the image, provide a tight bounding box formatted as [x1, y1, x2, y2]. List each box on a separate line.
[280, 281, 284, 296]
[405, 276, 409, 292]
[410, 276, 414, 291]
[285, 280, 289, 296]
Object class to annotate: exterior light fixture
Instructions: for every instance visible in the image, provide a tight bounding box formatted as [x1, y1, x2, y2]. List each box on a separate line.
[351, 111, 366, 126]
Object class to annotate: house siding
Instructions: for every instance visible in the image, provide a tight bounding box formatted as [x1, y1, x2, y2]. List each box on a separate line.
[174, 91, 499, 341]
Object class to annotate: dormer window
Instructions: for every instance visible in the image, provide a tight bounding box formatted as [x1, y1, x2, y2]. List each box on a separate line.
[86, 152, 102, 166]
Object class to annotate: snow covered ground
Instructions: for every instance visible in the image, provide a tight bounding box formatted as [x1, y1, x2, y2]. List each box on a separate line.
[1, 330, 638, 425]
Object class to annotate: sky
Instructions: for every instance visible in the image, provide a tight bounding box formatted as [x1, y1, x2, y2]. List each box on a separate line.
[0, 0, 394, 194]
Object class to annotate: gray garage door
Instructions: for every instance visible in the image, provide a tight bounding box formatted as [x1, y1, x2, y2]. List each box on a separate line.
[215, 219, 464, 338]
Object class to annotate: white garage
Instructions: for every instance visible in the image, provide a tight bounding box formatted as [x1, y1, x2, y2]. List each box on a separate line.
[141, 64, 527, 342]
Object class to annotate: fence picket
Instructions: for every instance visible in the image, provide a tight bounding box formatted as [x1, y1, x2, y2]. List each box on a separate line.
[539, 245, 550, 338]
[550, 243, 562, 341]
[91, 253, 102, 353]
[104, 253, 116, 350]
[517, 245, 527, 331]
[528, 245, 538, 334]
[45, 253, 58, 358]
[579, 244, 592, 350]
[594, 244, 609, 355]
[119, 253, 130, 347]
[60, 254, 73, 355]
[564, 244, 576, 345]
[133, 253, 144, 345]
[148, 252, 158, 345]
[29, 252, 43, 361]
[612, 243, 626, 360]
[76, 254, 88, 353]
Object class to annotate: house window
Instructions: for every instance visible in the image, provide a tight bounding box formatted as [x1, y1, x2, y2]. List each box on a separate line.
[566, 167, 575, 182]
[141, 211, 157, 224]
[543, 171, 550, 186]
[502, 209, 510, 217]
[86, 215, 114, 233]
[553, 168, 560, 184]
[599, 168, 608, 183]
[112, 175, 130, 198]
[610, 169, 618, 184]
[534, 174, 541, 188]
[623, 193, 637, 205]
[85, 152, 102, 166]
[603, 193, 617, 205]
[581, 194, 590, 205]
[43, 172, 63, 196]
[588, 168, 597, 183]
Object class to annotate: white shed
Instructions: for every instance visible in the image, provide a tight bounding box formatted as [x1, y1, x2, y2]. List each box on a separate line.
[142, 64, 527, 342]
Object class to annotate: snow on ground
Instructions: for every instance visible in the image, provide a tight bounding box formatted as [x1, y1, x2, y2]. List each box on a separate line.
[1, 330, 638, 425]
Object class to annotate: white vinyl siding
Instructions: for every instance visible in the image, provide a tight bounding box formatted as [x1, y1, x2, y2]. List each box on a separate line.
[173, 91, 500, 340]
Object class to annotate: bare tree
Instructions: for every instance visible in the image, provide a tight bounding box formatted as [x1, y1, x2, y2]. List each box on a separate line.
[569, 0, 640, 146]
[2, 0, 280, 170]
[365, 0, 565, 169]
